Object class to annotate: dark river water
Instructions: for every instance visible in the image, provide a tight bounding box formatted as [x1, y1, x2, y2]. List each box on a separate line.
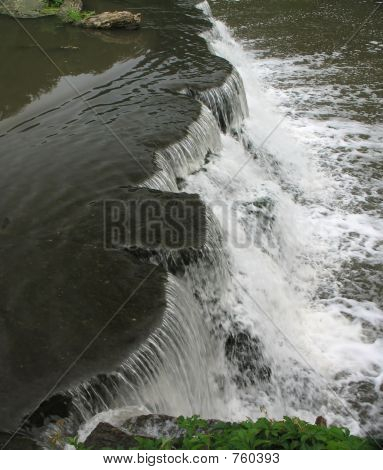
[0, 0, 230, 433]
[0, 0, 382, 447]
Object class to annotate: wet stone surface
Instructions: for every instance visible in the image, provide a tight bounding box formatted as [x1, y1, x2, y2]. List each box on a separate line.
[0, 0, 232, 431]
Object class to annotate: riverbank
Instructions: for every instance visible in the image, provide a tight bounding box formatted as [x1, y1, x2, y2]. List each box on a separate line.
[71, 415, 379, 450]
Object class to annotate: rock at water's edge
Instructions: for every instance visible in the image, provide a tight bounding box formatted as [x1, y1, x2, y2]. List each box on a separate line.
[315, 416, 327, 427]
[123, 414, 186, 439]
[82, 414, 337, 450]
[84, 422, 141, 450]
[81, 11, 141, 30]
[83, 415, 223, 449]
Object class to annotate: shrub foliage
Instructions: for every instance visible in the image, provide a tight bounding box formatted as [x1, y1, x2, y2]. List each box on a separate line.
[70, 416, 379, 450]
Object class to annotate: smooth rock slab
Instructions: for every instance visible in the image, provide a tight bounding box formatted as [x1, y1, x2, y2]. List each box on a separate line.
[81, 11, 141, 30]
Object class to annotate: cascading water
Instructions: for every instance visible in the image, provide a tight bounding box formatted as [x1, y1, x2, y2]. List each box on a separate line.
[39, 0, 382, 445]
[39, 61, 249, 445]
[186, 68, 249, 133]
[189, 1, 383, 435]
[142, 104, 221, 192]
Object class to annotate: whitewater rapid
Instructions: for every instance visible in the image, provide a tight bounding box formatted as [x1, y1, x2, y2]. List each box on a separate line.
[188, 1, 383, 435]
[64, 1, 383, 444]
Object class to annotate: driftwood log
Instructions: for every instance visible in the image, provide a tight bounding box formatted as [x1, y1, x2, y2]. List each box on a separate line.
[81, 11, 142, 30]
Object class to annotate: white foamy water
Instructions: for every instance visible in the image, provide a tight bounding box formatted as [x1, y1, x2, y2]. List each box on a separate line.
[190, 1, 383, 435]
[73, 1, 382, 443]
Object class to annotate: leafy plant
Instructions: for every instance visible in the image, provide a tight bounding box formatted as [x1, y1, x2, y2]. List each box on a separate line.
[69, 416, 380, 450]
[63, 9, 95, 24]
[133, 437, 173, 450]
[67, 436, 88, 450]
[64, 8, 81, 23]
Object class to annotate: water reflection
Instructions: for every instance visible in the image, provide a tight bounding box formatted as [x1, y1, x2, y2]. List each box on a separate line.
[0, 12, 149, 119]
[0, 0, 231, 431]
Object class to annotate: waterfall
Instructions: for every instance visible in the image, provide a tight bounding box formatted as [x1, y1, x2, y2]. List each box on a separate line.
[142, 104, 221, 192]
[190, 1, 383, 436]
[186, 69, 249, 133]
[37, 54, 251, 445]
[37, 0, 382, 446]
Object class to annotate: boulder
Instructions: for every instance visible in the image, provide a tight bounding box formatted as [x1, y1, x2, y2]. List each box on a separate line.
[315, 416, 327, 427]
[81, 11, 141, 30]
[84, 423, 141, 450]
